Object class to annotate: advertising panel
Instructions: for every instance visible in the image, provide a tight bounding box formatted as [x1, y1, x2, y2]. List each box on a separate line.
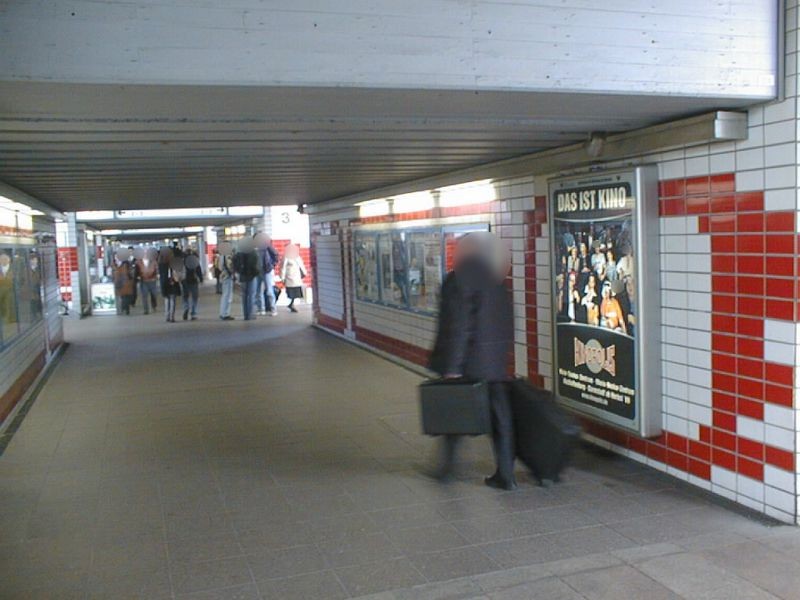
[550, 167, 661, 436]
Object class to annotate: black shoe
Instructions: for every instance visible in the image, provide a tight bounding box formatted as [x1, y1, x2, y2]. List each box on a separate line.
[190, 316, 197, 321]
[289, 306, 298, 313]
[182, 309, 188, 321]
[224, 316, 235, 320]
[484, 474, 517, 491]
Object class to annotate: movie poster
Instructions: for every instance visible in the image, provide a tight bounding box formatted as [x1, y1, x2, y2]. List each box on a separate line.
[551, 173, 639, 421]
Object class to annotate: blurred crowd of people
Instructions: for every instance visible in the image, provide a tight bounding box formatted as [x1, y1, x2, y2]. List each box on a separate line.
[111, 233, 306, 323]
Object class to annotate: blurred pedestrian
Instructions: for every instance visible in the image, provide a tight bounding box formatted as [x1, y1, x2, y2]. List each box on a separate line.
[429, 233, 516, 490]
[216, 242, 235, 320]
[113, 258, 135, 316]
[163, 268, 182, 323]
[281, 244, 306, 313]
[254, 233, 279, 316]
[137, 248, 159, 314]
[182, 252, 203, 321]
[234, 237, 260, 320]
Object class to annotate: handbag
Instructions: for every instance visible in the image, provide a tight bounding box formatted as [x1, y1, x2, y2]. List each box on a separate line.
[419, 379, 491, 436]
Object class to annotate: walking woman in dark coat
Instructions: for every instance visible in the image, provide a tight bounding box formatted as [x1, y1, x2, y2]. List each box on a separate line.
[429, 233, 517, 490]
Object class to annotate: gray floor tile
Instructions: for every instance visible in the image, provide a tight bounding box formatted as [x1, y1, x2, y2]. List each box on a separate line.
[562, 564, 681, 599]
[177, 583, 262, 600]
[246, 544, 327, 581]
[317, 531, 404, 568]
[336, 557, 426, 596]
[409, 547, 500, 582]
[487, 576, 585, 600]
[257, 570, 347, 600]
[86, 567, 173, 600]
[170, 557, 254, 595]
[700, 541, 800, 599]
[388, 523, 471, 554]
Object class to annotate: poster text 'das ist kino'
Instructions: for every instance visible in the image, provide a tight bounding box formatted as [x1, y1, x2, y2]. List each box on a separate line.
[556, 186, 629, 213]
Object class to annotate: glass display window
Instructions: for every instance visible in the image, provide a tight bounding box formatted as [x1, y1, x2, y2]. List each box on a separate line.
[407, 230, 442, 312]
[353, 234, 380, 302]
[0, 246, 43, 349]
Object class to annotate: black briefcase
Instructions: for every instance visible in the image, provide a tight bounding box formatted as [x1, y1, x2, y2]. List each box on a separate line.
[419, 379, 491, 436]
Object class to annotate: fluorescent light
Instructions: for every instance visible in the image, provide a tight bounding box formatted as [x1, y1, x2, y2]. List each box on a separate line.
[358, 199, 390, 218]
[438, 179, 497, 207]
[100, 229, 122, 235]
[76, 210, 115, 221]
[0, 195, 45, 216]
[392, 191, 434, 214]
[228, 206, 264, 216]
[116, 208, 226, 219]
[185, 226, 204, 233]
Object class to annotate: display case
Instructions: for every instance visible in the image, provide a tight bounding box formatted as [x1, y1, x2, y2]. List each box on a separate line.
[0, 245, 44, 349]
[353, 222, 488, 315]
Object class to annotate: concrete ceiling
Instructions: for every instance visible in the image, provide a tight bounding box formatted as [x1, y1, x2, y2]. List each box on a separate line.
[0, 81, 752, 212]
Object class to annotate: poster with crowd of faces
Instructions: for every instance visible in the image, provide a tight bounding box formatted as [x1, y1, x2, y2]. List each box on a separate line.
[551, 168, 661, 435]
[0, 246, 43, 348]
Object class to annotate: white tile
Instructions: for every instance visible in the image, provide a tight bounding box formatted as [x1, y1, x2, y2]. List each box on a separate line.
[688, 421, 700, 440]
[766, 424, 794, 451]
[764, 99, 796, 123]
[666, 414, 689, 437]
[736, 169, 765, 192]
[737, 416, 765, 442]
[765, 121, 796, 145]
[765, 165, 796, 189]
[688, 403, 713, 426]
[685, 254, 711, 274]
[663, 235, 687, 253]
[686, 348, 711, 370]
[662, 218, 687, 235]
[684, 216, 699, 235]
[685, 156, 710, 177]
[764, 404, 794, 428]
[736, 125, 763, 150]
[666, 398, 689, 419]
[764, 142, 796, 167]
[688, 385, 712, 408]
[659, 159, 685, 180]
[764, 319, 797, 344]
[710, 152, 735, 174]
[764, 505, 795, 524]
[686, 235, 710, 254]
[765, 188, 796, 211]
[711, 465, 737, 491]
[765, 486, 795, 514]
[687, 366, 711, 388]
[764, 466, 795, 493]
[737, 475, 765, 502]
[687, 329, 711, 350]
[666, 379, 689, 400]
[686, 292, 711, 313]
[736, 494, 764, 513]
[736, 147, 764, 170]
[688, 475, 713, 491]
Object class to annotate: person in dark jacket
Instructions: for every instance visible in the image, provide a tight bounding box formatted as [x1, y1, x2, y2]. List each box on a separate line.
[429, 233, 517, 490]
[181, 252, 203, 321]
[233, 237, 260, 320]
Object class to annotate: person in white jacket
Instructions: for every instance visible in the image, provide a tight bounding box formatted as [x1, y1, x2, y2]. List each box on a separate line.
[281, 244, 306, 313]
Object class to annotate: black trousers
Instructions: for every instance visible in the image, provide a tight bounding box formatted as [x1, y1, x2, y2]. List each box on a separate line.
[439, 382, 514, 481]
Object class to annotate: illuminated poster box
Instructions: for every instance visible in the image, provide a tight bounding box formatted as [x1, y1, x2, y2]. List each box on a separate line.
[549, 167, 662, 436]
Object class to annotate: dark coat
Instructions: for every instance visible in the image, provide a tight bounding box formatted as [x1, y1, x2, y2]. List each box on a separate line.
[429, 257, 514, 382]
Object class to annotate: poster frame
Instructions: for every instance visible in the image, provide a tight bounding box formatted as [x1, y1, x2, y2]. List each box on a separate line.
[548, 166, 662, 437]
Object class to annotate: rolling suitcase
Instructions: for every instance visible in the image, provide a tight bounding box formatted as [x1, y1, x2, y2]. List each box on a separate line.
[419, 379, 491, 436]
[509, 378, 581, 485]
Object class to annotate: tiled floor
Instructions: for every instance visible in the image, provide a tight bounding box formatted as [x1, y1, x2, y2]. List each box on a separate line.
[1, 289, 800, 599]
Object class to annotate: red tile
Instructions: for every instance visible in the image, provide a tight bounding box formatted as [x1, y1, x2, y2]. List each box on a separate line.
[766, 211, 795, 232]
[712, 428, 737, 451]
[766, 256, 794, 276]
[711, 235, 735, 253]
[713, 391, 737, 413]
[712, 334, 736, 354]
[713, 410, 737, 432]
[666, 432, 688, 453]
[737, 213, 765, 233]
[712, 255, 736, 272]
[767, 278, 795, 300]
[713, 373, 737, 394]
[736, 235, 765, 254]
[738, 437, 765, 461]
[712, 294, 736, 313]
[737, 358, 764, 380]
[688, 458, 711, 480]
[713, 448, 736, 471]
[647, 443, 667, 463]
[660, 198, 686, 216]
[766, 300, 794, 321]
[737, 457, 763, 481]
[689, 440, 712, 461]
[709, 214, 736, 233]
[766, 234, 795, 255]
[666, 450, 688, 471]
[712, 275, 736, 294]
[738, 378, 764, 401]
[699, 425, 712, 443]
[736, 318, 763, 338]
[738, 398, 764, 421]
[712, 314, 736, 333]
[686, 196, 710, 214]
[659, 179, 686, 198]
[686, 176, 710, 195]
[737, 256, 764, 275]
[735, 192, 764, 212]
[765, 447, 794, 471]
[628, 436, 648, 455]
[698, 216, 710, 233]
[764, 384, 793, 407]
[737, 296, 764, 317]
[710, 194, 736, 213]
[737, 338, 763, 359]
[765, 363, 793, 387]
[736, 275, 765, 297]
[710, 173, 736, 194]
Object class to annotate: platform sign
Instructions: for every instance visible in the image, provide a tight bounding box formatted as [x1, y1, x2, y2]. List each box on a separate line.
[549, 167, 661, 436]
